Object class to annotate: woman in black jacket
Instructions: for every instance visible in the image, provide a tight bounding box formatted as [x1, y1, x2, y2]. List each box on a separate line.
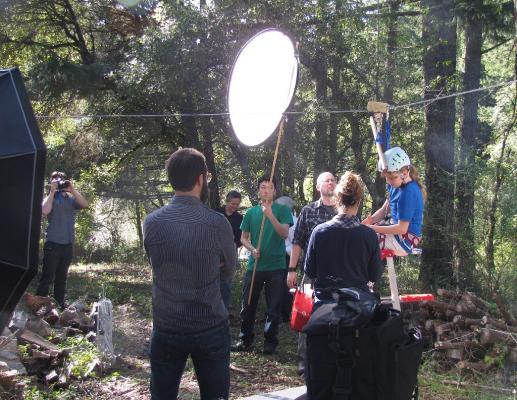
[304, 171, 383, 295]
[303, 171, 383, 399]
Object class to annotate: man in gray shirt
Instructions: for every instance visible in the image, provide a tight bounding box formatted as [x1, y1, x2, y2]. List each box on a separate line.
[36, 171, 88, 309]
[144, 148, 236, 400]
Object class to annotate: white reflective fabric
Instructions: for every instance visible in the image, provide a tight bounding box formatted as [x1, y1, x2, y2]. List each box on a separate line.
[228, 30, 298, 146]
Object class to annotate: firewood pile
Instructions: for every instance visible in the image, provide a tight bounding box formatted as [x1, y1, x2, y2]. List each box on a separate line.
[0, 293, 107, 393]
[402, 288, 517, 381]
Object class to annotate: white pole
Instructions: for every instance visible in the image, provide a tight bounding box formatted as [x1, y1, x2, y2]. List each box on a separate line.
[386, 256, 401, 311]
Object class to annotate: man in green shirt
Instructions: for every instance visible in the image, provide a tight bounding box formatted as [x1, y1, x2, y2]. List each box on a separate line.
[234, 175, 293, 355]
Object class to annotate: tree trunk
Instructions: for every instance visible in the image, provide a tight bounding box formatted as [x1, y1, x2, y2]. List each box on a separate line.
[296, 164, 308, 207]
[181, 99, 201, 149]
[514, 0, 517, 92]
[281, 114, 297, 197]
[328, 62, 340, 174]
[228, 140, 255, 202]
[485, 126, 512, 285]
[62, 0, 95, 65]
[383, 0, 399, 105]
[200, 118, 220, 209]
[312, 48, 328, 201]
[134, 200, 143, 250]
[454, 4, 483, 290]
[420, 0, 457, 291]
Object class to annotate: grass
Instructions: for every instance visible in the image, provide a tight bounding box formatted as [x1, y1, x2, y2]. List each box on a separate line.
[14, 260, 515, 399]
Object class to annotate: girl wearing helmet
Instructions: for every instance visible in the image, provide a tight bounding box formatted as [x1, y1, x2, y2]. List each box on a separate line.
[362, 147, 426, 256]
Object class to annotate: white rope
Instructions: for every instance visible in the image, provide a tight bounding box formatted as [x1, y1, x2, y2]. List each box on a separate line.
[34, 79, 516, 120]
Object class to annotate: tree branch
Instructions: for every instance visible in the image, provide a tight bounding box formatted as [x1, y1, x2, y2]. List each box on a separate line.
[481, 37, 513, 54]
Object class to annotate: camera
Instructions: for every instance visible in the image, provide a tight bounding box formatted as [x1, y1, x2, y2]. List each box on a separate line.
[56, 179, 70, 191]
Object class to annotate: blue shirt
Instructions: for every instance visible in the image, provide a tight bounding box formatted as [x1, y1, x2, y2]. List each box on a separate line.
[388, 181, 424, 236]
[46, 192, 81, 244]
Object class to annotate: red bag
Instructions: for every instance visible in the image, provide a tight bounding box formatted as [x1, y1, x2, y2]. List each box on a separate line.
[290, 287, 314, 332]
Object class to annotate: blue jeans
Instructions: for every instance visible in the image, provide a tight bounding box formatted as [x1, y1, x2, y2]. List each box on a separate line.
[150, 323, 231, 400]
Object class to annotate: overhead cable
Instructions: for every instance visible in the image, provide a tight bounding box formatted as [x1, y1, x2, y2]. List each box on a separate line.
[35, 79, 516, 120]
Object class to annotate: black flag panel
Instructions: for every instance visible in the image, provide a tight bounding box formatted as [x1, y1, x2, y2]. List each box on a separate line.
[0, 67, 46, 330]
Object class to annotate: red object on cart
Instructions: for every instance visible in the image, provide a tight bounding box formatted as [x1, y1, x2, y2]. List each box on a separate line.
[400, 293, 435, 303]
[380, 249, 396, 260]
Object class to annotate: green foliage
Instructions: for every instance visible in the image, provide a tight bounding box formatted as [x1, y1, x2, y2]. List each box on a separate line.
[22, 386, 81, 400]
[18, 343, 31, 360]
[0, 1, 514, 303]
[58, 336, 100, 379]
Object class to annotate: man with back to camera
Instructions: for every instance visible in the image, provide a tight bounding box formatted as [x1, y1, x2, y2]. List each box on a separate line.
[286, 172, 337, 376]
[233, 175, 293, 355]
[215, 190, 243, 312]
[143, 148, 236, 400]
[36, 171, 88, 310]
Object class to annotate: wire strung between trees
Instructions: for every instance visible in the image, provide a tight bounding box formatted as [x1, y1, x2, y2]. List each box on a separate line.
[35, 79, 516, 120]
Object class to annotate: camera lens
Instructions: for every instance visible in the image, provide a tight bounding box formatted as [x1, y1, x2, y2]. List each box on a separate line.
[57, 180, 70, 190]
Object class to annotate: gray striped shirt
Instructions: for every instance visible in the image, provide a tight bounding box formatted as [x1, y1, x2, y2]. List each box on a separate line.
[143, 195, 236, 334]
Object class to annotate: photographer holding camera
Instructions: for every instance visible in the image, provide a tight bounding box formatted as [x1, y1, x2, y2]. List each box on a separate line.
[36, 171, 88, 309]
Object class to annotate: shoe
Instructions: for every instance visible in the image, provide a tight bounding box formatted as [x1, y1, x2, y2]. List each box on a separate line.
[231, 340, 253, 352]
[263, 342, 277, 355]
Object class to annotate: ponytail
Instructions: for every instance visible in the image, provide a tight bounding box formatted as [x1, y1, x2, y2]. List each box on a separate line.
[408, 165, 426, 202]
[336, 171, 364, 212]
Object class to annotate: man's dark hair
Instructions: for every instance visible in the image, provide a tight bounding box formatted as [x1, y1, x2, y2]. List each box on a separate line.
[226, 190, 241, 202]
[50, 171, 66, 182]
[166, 148, 207, 191]
[257, 174, 277, 190]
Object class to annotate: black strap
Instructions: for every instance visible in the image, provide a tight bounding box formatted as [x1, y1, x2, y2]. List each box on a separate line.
[328, 325, 357, 400]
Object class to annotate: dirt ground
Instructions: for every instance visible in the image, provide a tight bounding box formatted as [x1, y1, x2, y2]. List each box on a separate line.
[61, 263, 304, 400]
[12, 262, 511, 400]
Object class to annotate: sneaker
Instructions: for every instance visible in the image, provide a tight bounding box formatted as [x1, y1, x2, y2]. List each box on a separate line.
[231, 340, 253, 352]
[263, 341, 277, 355]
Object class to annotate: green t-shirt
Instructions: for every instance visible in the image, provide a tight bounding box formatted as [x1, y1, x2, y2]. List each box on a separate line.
[241, 203, 293, 271]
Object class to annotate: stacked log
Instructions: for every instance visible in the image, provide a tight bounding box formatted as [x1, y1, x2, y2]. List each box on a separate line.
[402, 289, 517, 379]
[0, 294, 103, 393]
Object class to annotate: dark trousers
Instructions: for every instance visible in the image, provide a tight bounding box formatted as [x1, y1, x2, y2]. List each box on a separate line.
[239, 269, 285, 347]
[150, 323, 231, 400]
[220, 276, 232, 312]
[36, 241, 73, 307]
[281, 255, 294, 320]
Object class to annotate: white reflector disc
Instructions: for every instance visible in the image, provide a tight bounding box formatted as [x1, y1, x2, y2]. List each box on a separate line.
[228, 29, 298, 146]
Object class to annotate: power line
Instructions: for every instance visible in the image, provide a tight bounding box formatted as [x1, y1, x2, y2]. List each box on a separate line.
[35, 79, 516, 120]
[390, 79, 516, 110]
